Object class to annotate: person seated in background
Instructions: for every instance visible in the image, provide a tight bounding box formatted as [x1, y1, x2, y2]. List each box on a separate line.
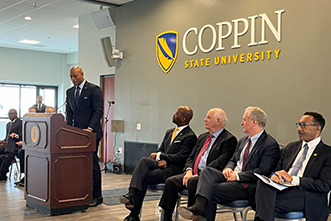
[45, 106, 56, 113]
[119, 106, 198, 221]
[158, 108, 237, 221]
[14, 107, 36, 186]
[32, 95, 46, 113]
[254, 112, 331, 221]
[178, 106, 280, 221]
[0, 109, 22, 180]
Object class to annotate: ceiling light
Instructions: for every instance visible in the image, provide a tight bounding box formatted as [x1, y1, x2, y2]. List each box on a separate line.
[73, 24, 79, 28]
[19, 39, 40, 45]
[25, 16, 32, 20]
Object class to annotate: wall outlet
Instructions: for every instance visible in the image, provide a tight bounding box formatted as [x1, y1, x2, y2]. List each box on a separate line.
[137, 123, 141, 130]
[118, 147, 123, 154]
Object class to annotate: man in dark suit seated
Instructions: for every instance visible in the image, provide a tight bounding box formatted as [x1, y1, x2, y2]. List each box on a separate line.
[178, 106, 280, 221]
[254, 112, 331, 221]
[0, 109, 22, 180]
[158, 108, 237, 221]
[119, 106, 197, 221]
[66, 66, 104, 207]
[32, 95, 47, 113]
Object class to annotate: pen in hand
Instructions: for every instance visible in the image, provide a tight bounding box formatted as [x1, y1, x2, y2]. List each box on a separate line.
[272, 172, 287, 182]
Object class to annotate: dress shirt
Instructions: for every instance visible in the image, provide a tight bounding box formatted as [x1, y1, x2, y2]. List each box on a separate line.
[156, 124, 189, 161]
[197, 128, 224, 171]
[234, 130, 264, 180]
[289, 136, 320, 185]
[75, 80, 86, 97]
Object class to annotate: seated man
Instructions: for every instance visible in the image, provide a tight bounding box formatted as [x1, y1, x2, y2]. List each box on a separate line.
[45, 106, 56, 113]
[0, 109, 22, 180]
[119, 106, 198, 221]
[178, 106, 280, 221]
[158, 108, 237, 221]
[15, 107, 36, 186]
[254, 112, 331, 221]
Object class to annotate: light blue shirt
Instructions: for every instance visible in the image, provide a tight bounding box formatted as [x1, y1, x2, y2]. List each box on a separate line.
[198, 128, 224, 171]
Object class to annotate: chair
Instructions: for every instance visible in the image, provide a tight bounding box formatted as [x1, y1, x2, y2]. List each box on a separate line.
[274, 211, 305, 221]
[217, 200, 253, 221]
[8, 156, 21, 181]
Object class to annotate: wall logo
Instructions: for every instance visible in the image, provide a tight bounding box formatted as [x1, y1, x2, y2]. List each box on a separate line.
[156, 31, 178, 74]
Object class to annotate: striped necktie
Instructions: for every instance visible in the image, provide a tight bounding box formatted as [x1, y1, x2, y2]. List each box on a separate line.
[290, 144, 309, 176]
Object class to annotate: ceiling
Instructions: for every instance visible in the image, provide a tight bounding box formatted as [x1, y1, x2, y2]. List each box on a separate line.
[0, 0, 132, 54]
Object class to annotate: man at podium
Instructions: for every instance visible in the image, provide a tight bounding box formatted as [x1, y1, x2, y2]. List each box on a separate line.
[65, 66, 104, 207]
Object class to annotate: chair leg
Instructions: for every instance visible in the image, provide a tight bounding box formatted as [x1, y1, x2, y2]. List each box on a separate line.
[175, 194, 182, 221]
[232, 211, 239, 221]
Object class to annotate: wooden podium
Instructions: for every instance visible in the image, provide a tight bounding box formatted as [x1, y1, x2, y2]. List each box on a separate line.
[23, 113, 96, 215]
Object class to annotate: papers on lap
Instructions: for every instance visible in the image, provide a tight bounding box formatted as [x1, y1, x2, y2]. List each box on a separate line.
[254, 173, 295, 191]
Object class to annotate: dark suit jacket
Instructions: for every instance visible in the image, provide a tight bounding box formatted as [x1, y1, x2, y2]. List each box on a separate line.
[158, 126, 197, 179]
[65, 81, 103, 141]
[184, 129, 237, 172]
[226, 130, 280, 208]
[32, 103, 47, 113]
[5, 118, 22, 153]
[276, 140, 331, 221]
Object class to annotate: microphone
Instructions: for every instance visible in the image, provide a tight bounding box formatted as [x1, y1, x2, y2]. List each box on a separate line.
[108, 101, 115, 104]
[56, 101, 67, 113]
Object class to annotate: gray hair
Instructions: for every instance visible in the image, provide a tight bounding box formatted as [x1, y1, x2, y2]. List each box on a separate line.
[245, 106, 267, 128]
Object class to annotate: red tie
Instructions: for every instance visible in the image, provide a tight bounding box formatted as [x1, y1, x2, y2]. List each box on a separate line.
[241, 138, 251, 188]
[193, 134, 213, 175]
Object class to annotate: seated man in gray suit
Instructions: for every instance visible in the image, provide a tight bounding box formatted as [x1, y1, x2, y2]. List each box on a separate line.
[178, 106, 280, 221]
[119, 106, 197, 221]
[158, 108, 237, 221]
[254, 112, 331, 221]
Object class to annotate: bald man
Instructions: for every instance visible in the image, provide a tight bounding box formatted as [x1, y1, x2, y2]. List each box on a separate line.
[159, 108, 237, 221]
[65, 66, 103, 207]
[119, 106, 197, 221]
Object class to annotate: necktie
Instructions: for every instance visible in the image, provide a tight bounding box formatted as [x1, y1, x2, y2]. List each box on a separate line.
[242, 138, 251, 171]
[74, 86, 80, 108]
[38, 103, 41, 110]
[7, 121, 13, 137]
[241, 138, 251, 188]
[170, 128, 179, 144]
[193, 134, 213, 175]
[290, 143, 309, 176]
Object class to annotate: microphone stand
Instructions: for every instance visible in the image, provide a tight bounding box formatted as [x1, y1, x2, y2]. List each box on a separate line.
[102, 101, 113, 173]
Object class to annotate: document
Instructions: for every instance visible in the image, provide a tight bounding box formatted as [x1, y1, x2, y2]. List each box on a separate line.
[254, 173, 295, 191]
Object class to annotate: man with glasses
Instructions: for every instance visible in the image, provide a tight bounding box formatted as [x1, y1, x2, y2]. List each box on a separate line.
[254, 112, 331, 221]
[0, 109, 22, 180]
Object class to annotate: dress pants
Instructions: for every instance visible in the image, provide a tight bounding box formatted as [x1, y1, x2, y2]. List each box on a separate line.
[196, 167, 249, 221]
[129, 157, 169, 215]
[93, 138, 102, 198]
[18, 149, 24, 173]
[159, 174, 199, 212]
[255, 180, 304, 221]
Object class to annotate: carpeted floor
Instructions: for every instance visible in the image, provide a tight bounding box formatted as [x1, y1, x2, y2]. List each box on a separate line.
[102, 188, 162, 205]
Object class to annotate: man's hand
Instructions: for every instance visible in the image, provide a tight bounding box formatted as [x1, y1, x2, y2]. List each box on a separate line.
[10, 133, 19, 139]
[223, 168, 237, 181]
[271, 170, 293, 183]
[83, 128, 92, 132]
[158, 160, 167, 168]
[16, 141, 22, 147]
[183, 170, 194, 187]
[149, 153, 157, 160]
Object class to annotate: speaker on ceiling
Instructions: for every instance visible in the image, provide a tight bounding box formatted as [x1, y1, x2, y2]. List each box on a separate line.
[101, 36, 115, 67]
[91, 8, 115, 30]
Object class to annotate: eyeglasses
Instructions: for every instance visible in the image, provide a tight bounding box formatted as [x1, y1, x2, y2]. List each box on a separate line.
[8, 112, 15, 115]
[295, 122, 318, 128]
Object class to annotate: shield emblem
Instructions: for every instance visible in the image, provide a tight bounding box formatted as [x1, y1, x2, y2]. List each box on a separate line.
[156, 31, 178, 74]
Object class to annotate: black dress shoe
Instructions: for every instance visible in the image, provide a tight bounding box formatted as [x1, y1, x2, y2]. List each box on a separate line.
[89, 196, 103, 207]
[15, 177, 24, 186]
[178, 205, 206, 220]
[123, 215, 140, 221]
[119, 193, 134, 208]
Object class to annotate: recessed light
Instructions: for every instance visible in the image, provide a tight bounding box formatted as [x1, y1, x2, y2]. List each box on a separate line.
[73, 24, 79, 29]
[25, 16, 32, 20]
[19, 39, 40, 45]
